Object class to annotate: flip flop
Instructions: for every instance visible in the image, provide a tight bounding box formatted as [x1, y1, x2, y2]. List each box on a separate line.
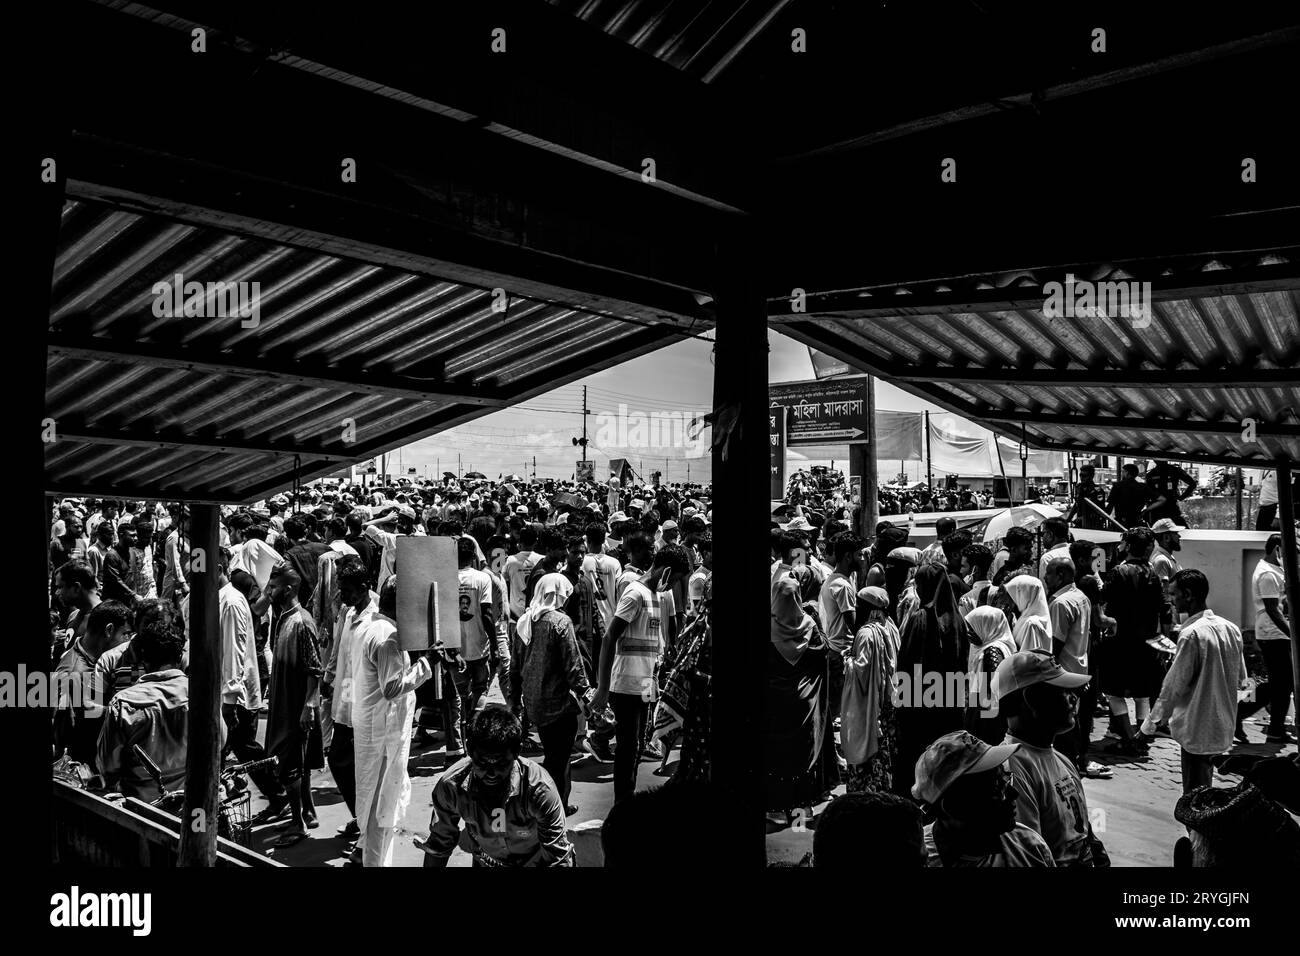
[1082, 764, 1114, 779]
[268, 830, 308, 848]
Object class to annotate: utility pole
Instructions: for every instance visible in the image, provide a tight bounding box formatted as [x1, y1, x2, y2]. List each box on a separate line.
[532, 456, 536, 480]
[582, 385, 589, 464]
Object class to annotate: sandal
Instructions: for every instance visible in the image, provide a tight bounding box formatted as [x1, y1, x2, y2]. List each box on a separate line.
[1081, 763, 1114, 779]
[268, 830, 308, 848]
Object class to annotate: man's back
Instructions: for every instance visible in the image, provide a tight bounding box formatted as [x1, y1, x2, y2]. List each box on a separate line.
[1004, 735, 1094, 866]
[1104, 559, 1165, 639]
[1109, 479, 1145, 524]
[97, 669, 189, 801]
[1049, 584, 1091, 675]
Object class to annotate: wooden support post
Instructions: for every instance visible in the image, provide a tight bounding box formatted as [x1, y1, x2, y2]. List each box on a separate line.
[709, 237, 768, 867]
[851, 375, 879, 538]
[1274, 461, 1300, 717]
[178, 503, 221, 867]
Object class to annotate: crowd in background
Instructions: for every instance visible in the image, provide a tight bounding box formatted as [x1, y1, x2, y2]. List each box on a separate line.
[47, 472, 714, 866]
[767, 486, 1298, 867]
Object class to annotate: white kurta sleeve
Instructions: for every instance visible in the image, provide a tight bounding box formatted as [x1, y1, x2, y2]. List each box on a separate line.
[377, 639, 432, 700]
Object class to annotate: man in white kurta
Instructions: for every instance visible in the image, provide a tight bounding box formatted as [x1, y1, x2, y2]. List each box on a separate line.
[350, 593, 433, 866]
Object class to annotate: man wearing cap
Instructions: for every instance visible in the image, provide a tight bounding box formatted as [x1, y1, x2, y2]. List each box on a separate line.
[1149, 518, 1184, 586]
[1141, 570, 1246, 794]
[913, 731, 1055, 867]
[994, 649, 1108, 866]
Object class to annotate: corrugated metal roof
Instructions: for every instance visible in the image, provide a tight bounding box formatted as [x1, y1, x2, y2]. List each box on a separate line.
[546, 0, 791, 81]
[45, 199, 680, 503]
[776, 256, 1300, 468]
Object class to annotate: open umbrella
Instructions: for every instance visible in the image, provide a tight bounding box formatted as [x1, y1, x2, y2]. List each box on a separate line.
[441, 471, 456, 479]
[504, 474, 523, 482]
[464, 471, 487, 479]
[978, 502, 1064, 543]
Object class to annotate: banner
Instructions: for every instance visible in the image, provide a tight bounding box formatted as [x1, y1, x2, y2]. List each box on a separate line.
[770, 406, 787, 500]
[926, 418, 1066, 478]
[607, 458, 632, 485]
[396, 536, 460, 652]
[575, 460, 594, 482]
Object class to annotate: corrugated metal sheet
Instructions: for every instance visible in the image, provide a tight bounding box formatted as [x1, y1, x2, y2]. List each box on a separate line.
[546, 0, 790, 81]
[783, 261, 1300, 467]
[44, 199, 671, 502]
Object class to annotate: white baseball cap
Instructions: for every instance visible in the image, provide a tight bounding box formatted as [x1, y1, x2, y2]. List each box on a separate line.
[992, 649, 1091, 700]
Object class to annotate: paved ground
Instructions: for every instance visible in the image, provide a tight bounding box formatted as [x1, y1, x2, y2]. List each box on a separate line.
[766, 706, 1297, 867]
[239, 679, 664, 867]
[233, 688, 1294, 867]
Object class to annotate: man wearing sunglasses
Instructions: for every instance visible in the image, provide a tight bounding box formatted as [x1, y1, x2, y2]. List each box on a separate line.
[421, 706, 574, 867]
[913, 731, 1055, 866]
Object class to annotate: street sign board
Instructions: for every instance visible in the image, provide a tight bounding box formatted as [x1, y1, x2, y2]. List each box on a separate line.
[769, 377, 870, 446]
[770, 405, 787, 499]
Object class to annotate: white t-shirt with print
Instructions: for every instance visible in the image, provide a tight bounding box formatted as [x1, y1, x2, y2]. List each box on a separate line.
[610, 581, 676, 697]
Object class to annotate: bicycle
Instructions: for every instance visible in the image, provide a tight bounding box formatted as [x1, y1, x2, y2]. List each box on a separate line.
[134, 745, 277, 848]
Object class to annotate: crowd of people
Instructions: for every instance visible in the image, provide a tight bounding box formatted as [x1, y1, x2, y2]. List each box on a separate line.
[783, 460, 1297, 535]
[768, 492, 1297, 866]
[44, 456, 1298, 867]
[48, 473, 715, 866]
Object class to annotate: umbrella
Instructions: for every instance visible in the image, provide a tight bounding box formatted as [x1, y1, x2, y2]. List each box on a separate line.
[504, 474, 523, 482]
[464, 471, 487, 479]
[442, 471, 456, 479]
[979, 503, 1065, 543]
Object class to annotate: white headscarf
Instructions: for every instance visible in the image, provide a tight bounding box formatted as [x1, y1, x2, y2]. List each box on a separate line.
[964, 605, 1018, 695]
[516, 572, 573, 646]
[1003, 575, 1053, 653]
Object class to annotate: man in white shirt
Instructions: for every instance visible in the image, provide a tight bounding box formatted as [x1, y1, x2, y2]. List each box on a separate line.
[1245, 534, 1294, 744]
[350, 578, 432, 866]
[1149, 518, 1184, 585]
[504, 525, 542, 621]
[582, 522, 622, 625]
[324, 555, 377, 849]
[685, 530, 712, 619]
[1255, 469, 1279, 531]
[1141, 569, 1245, 793]
[1044, 557, 1096, 776]
[363, 505, 416, 592]
[217, 550, 284, 811]
[1037, 518, 1072, 580]
[449, 537, 495, 757]
[591, 549, 678, 802]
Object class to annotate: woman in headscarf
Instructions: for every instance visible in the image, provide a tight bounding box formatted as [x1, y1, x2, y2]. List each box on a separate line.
[767, 572, 833, 827]
[515, 572, 588, 812]
[892, 563, 966, 799]
[884, 546, 922, 624]
[841, 586, 902, 793]
[963, 605, 1018, 744]
[1002, 573, 1053, 653]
